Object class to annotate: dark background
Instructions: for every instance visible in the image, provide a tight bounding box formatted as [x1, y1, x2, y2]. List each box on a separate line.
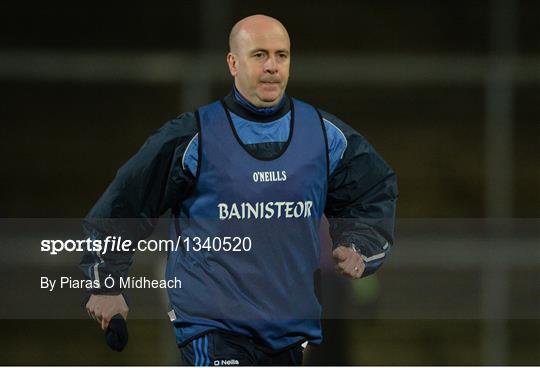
[0, 0, 538, 365]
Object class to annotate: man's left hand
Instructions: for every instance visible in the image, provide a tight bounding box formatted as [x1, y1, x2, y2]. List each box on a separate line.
[333, 245, 365, 279]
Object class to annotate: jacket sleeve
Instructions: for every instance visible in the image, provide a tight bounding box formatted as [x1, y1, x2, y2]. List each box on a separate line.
[79, 113, 198, 293]
[321, 110, 398, 277]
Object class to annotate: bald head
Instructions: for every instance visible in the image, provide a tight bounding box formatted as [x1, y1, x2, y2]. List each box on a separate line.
[229, 15, 290, 54]
[226, 15, 291, 107]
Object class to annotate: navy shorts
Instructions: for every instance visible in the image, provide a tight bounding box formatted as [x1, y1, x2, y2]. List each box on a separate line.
[179, 331, 304, 366]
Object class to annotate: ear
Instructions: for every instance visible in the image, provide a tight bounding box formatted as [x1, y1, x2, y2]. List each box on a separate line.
[226, 52, 238, 77]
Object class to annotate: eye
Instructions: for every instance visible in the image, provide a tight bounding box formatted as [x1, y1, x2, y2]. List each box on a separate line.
[253, 52, 265, 59]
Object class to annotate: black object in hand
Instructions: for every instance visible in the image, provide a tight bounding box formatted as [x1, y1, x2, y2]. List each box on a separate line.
[105, 314, 128, 352]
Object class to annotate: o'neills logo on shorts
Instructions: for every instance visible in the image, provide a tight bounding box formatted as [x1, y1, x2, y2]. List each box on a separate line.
[214, 359, 239, 366]
[218, 201, 313, 220]
[252, 170, 287, 183]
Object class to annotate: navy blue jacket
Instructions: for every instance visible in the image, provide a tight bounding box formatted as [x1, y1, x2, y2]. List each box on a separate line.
[80, 91, 398, 313]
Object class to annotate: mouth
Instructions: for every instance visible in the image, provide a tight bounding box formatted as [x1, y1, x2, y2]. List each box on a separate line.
[260, 82, 280, 90]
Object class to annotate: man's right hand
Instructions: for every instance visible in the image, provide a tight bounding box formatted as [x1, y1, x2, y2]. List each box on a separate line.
[86, 294, 129, 330]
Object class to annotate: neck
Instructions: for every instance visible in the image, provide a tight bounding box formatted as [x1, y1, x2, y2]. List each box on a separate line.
[233, 85, 286, 117]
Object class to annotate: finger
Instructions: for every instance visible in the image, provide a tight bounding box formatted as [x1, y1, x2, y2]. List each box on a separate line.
[351, 262, 365, 279]
[348, 262, 361, 277]
[332, 247, 349, 262]
[89, 309, 98, 322]
[352, 262, 364, 278]
[358, 262, 366, 278]
[340, 259, 361, 278]
[350, 266, 361, 279]
[346, 252, 362, 270]
[336, 263, 356, 279]
[332, 251, 344, 262]
[342, 268, 356, 279]
[339, 257, 358, 275]
[94, 311, 103, 324]
[336, 253, 357, 269]
[101, 317, 109, 331]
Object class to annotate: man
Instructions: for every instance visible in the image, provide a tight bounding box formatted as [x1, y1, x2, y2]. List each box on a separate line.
[81, 14, 397, 366]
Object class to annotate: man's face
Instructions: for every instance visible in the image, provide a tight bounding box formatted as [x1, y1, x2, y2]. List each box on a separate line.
[227, 25, 290, 107]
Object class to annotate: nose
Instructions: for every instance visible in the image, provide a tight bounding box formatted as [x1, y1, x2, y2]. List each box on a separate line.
[263, 56, 277, 74]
